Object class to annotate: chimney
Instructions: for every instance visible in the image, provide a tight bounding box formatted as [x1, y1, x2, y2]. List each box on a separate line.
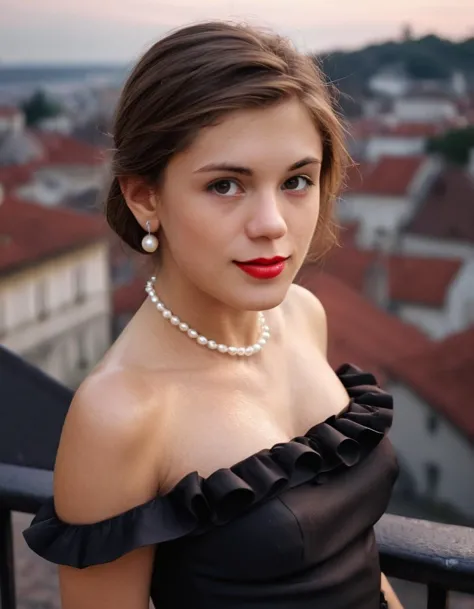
[364, 228, 391, 309]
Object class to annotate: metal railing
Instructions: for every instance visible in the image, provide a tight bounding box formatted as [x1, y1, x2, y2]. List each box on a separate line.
[1, 461, 474, 609]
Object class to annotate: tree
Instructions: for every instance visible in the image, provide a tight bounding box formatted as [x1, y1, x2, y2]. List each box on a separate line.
[426, 127, 474, 166]
[21, 90, 62, 126]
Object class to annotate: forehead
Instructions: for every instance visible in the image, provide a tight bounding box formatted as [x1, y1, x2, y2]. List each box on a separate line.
[173, 98, 323, 170]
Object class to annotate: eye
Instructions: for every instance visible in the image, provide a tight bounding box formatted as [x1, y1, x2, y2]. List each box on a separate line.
[207, 179, 242, 196]
[282, 176, 314, 192]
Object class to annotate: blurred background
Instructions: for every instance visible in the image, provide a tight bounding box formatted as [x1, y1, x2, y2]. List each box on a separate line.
[1, 1, 474, 607]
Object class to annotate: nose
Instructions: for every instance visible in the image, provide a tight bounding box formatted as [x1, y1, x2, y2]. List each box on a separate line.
[245, 191, 288, 241]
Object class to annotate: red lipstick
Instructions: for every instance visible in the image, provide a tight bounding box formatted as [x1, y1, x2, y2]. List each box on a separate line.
[234, 256, 288, 279]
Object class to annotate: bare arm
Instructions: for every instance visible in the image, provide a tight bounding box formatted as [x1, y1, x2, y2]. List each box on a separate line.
[381, 573, 404, 609]
[53, 371, 163, 609]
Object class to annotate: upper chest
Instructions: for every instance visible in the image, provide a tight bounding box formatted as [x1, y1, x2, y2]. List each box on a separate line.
[155, 339, 350, 494]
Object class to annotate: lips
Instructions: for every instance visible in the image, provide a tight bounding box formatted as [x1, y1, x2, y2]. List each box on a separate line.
[234, 256, 289, 279]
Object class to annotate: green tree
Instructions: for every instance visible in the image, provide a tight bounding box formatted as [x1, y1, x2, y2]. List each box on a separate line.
[427, 127, 474, 165]
[21, 90, 62, 126]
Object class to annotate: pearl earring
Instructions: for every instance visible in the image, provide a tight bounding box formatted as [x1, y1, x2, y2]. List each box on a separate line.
[141, 221, 159, 253]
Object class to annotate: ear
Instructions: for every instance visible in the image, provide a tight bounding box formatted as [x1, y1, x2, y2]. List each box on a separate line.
[118, 175, 159, 232]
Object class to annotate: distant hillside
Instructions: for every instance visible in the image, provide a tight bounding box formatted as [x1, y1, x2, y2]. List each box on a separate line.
[317, 34, 474, 104]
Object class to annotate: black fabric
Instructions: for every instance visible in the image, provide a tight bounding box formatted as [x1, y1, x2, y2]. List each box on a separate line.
[0, 345, 72, 469]
[23, 364, 399, 608]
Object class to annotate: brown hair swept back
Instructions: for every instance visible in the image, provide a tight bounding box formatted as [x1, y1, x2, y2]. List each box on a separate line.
[105, 21, 348, 258]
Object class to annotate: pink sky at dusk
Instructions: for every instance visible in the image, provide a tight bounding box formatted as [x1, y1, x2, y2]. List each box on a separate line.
[1, 0, 473, 63]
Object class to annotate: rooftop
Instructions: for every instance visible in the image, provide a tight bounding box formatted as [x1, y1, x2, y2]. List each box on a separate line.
[320, 247, 463, 307]
[344, 155, 426, 197]
[392, 326, 474, 442]
[0, 106, 22, 119]
[405, 166, 474, 244]
[0, 195, 109, 276]
[295, 269, 431, 383]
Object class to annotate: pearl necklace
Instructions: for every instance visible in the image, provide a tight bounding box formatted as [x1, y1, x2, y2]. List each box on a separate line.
[145, 276, 270, 356]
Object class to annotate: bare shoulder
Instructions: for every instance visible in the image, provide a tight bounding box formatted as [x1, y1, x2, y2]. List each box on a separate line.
[285, 283, 328, 354]
[54, 367, 169, 525]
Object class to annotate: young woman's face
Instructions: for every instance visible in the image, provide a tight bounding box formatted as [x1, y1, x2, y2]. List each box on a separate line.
[157, 97, 323, 311]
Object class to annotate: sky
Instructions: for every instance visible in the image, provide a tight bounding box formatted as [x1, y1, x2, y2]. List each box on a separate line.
[1, 0, 473, 64]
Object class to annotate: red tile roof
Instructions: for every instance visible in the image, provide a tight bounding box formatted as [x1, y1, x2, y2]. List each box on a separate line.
[406, 166, 474, 244]
[0, 106, 21, 119]
[33, 132, 106, 166]
[378, 122, 442, 138]
[0, 134, 106, 194]
[344, 156, 426, 197]
[349, 119, 445, 139]
[0, 196, 109, 275]
[0, 163, 37, 191]
[319, 248, 463, 307]
[296, 268, 431, 382]
[392, 326, 474, 441]
[113, 277, 147, 316]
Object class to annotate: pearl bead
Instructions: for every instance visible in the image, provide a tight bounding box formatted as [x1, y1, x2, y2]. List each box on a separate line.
[141, 234, 159, 253]
[145, 278, 269, 357]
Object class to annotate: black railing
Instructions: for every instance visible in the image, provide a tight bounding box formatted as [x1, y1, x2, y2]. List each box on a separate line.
[1, 345, 474, 609]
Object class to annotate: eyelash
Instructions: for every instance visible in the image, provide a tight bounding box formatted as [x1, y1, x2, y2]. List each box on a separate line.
[206, 175, 316, 195]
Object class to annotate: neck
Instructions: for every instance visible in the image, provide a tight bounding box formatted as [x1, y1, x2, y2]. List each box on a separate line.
[146, 266, 265, 350]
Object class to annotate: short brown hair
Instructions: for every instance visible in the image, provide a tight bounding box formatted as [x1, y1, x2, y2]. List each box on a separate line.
[105, 21, 348, 258]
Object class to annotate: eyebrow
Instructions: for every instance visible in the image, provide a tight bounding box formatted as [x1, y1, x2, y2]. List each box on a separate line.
[195, 156, 322, 176]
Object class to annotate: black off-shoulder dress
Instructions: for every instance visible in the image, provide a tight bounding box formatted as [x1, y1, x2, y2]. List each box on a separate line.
[23, 364, 397, 608]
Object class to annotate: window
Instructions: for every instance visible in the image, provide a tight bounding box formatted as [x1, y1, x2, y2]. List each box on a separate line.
[73, 265, 86, 303]
[425, 462, 441, 498]
[36, 281, 48, 320]
[77, 332, 89, 370]
[427, 413, 439, 435]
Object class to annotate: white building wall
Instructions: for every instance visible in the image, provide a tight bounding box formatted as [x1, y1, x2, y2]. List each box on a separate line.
[16, 165, 105, 207]
[366, 136, 425, 162]
[339, 194, 409, 248]
[393, 98, 458, 123]
[389, 382, 474, 518]
[445, 259, 474, 332]
[397, 305, 447, 339]
[0, 243, 111, 387]
[401, 234, 474, 261]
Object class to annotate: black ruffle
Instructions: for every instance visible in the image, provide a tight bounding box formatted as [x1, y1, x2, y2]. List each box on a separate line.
[22, 363, 393, 568]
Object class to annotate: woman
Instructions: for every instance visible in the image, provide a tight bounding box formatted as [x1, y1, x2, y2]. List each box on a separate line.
[24, 21, 403, 609]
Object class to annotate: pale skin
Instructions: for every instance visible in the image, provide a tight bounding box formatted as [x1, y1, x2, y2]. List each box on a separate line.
[53, 98, 403, 608]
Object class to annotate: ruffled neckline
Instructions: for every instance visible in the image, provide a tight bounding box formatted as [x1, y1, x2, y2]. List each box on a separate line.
[23, 363, 394, 568]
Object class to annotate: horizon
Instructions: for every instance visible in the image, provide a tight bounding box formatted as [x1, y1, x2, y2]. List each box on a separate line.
[1, 30, 473, 68]
[1, 0, 473, 65]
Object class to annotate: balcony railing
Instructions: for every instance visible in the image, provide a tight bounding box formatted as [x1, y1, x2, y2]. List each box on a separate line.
[1, 345, 474, 609]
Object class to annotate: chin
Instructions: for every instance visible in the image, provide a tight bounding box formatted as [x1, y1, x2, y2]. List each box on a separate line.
[230, 282, 291, 312]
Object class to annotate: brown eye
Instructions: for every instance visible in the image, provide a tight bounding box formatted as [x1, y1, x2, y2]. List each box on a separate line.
[282, 176, 313, 192]
[208, 179, 241, 196]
